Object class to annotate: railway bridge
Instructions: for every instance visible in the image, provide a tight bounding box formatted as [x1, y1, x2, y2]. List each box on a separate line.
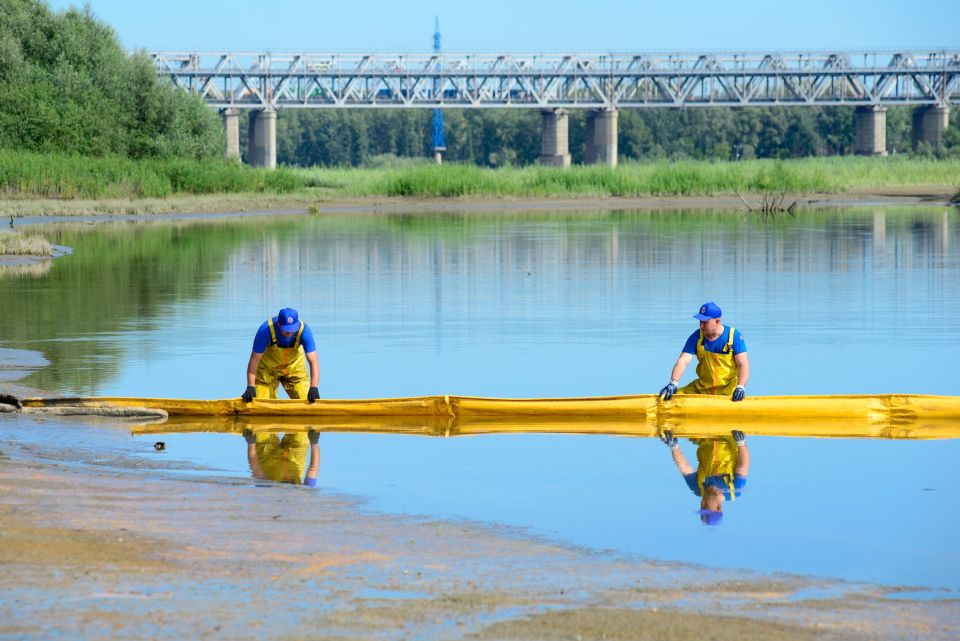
[151, 50, 960, 168]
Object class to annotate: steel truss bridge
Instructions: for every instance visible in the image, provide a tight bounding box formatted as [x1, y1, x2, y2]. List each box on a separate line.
[150, 50, 960, 111]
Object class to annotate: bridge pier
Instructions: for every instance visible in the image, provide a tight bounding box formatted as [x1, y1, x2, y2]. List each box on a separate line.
[221, 108, 241, 161]
[248, 108, 277, 169]
[539, 109, 571, 168]
[912, 106, 950, 150]
[854, 106, 887, 156]
[585, 109, 618, 167]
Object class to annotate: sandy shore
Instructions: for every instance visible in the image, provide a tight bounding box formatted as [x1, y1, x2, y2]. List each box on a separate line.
[2, 186, 956, 225]
[1, 415, 957, 641]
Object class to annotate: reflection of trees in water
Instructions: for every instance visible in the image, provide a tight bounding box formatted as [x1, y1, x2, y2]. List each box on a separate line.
[1, 209, 954, 393]
[0, 221, 272, 394]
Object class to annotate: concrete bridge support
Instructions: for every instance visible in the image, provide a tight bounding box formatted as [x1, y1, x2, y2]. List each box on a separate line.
[221, 108, 241, 161]
[539, 109, 571, 168]
[585, 109, 618, 167]
[248, 108, 277, 169]
[912, 106, 950, 150]
[854, 106, 887, 156]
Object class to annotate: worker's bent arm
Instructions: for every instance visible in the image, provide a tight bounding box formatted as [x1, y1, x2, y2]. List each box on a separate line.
[246, 351, 263, 387]
[735, 442, 750, 476]
[734, 352, 750, 388]
[306, 351, 320, 388]
[247, 443, 264, 479]
[670, 352, 694, 384]
[305, 440, 320, 485]
[671, 448, 695, 476]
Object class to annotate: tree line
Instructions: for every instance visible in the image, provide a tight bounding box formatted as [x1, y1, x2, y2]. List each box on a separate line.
[0, 0, 223, 160]
[266, 105, 959, 167]
[2, 1, 956, 168]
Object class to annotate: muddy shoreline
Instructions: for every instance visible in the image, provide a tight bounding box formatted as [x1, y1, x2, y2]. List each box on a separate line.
[4, 185, 957, 225]
[2, 419, 957, 641]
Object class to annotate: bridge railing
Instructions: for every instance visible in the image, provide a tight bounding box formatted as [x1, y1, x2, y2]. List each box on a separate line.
[150, 50, 960, 110]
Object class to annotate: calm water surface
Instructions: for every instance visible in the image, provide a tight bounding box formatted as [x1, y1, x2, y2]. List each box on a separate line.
[2, 208, 958, 589]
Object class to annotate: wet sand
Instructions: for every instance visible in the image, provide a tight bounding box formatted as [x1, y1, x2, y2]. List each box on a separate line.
[1, 426, 957, 641]
[3, 185, 957, 226]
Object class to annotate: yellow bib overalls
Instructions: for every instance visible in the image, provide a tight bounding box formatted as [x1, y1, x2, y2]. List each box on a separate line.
[255, 319, 309, 400]
[680, 326, 739, 396]
[691, 437, 739, 500]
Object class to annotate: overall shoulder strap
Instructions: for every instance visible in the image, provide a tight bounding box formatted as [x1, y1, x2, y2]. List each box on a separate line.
[267, 319, 278, 345]
[293, 322, 304, 349]
[726, 327, 736, 350]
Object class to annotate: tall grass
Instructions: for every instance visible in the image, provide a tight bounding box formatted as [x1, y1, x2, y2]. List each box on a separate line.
[0, 150, 302, 199]
[0, 230, 53, 256]
[307, 157, 960, 198]
[2, 149, 958, 201]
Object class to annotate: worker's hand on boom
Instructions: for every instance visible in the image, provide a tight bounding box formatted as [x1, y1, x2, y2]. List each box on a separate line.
[659, 381, 679, 401]
[307, 386, 320, 403]
[732, 430, 746, 445]
[241, 386, 256, 403]
[732, 386, 746, 402]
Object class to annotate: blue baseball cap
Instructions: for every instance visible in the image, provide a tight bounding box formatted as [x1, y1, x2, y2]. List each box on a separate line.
[698, 509, 723, 526]
[693, 302, 722, 321]
[276, 308, 300, 333]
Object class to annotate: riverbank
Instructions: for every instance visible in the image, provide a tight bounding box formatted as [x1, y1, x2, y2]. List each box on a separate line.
[2, 408, 957, 641]
[2, 152, 958, 219]
[2, 186, 956, 223]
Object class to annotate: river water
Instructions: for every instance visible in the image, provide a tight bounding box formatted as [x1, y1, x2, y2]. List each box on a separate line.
[2, 207, 958, 590]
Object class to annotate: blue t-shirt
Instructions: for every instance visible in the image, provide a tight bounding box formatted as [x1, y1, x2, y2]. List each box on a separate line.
[684, 473, 747, 500]
[682, 325, 747, 356]
[252, 318, 317, 354]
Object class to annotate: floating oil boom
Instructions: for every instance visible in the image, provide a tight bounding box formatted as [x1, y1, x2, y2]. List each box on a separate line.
[7, 394, 960, 440]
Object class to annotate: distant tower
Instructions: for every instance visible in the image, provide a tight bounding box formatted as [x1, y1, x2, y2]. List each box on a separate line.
[431, 17, 446, 164]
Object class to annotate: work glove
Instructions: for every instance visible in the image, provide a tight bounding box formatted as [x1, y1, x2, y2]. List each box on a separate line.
[242, 428, 257, 445]
[659, 430, 679, 450]
[307, 386, 320, 403]
[732, 430, 746, 445]
[308, 429, 319, 445]
[732, 386, 746, 402]
[241, 386, 256, 403]
[659, 381, 679, 401]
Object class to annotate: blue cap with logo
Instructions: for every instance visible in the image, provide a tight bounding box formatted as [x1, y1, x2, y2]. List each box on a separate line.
[276, 307, 300, 333]
[693, 301, 722, 321]
[698, 509, 723, 526]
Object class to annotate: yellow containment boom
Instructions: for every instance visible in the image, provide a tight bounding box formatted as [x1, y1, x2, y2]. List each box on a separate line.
[14, 394, 960, 440]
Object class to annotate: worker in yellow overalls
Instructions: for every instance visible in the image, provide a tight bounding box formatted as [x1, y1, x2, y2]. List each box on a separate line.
[660, 430, 751, 525]
[241, 307, 320, 403]
[658, 301, 750, 402]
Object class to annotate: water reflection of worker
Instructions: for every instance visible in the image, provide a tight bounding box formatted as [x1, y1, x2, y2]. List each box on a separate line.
[658, 302, 749, 403]
[660, 430, 750, 525]
[244, 429, 319, 486]
[241, 307, 320, 403]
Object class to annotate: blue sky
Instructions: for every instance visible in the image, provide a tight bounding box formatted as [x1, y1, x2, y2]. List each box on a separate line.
[46, 0, 959, 53]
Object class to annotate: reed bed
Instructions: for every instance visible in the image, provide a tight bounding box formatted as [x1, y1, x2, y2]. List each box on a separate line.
[0, 231, 53, 256]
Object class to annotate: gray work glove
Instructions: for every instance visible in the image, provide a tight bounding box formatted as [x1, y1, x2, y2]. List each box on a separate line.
[732, 430, 746, 445]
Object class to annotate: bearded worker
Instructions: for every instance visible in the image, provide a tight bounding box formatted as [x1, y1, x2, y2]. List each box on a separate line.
[658, 302, 749, 402]
[241, 307, 320, 403]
